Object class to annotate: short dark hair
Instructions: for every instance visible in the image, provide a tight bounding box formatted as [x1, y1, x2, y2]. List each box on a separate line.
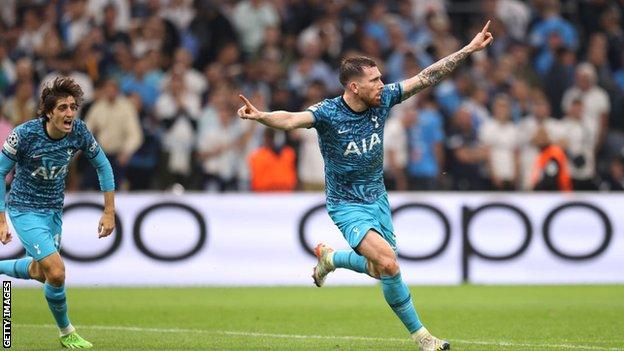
[38, 77, 84, 117]
[339, 56, 378, 86]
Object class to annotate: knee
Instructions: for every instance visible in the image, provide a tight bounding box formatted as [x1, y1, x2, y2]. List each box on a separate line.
[29, 262, 46, 283]
[44, 266, 65, 286]
[377, 256, 400, 277]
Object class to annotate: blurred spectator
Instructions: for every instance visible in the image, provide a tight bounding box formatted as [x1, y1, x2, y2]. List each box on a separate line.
[544, 47, 575, 118]
[517, 94, 561, 189]
[530, 131, 572, 191]
[405, 97, 445, 190]
[0, 40, 16, 93]
[232, 0, 279, 55]
[16, 7, 46, 57]
[2, 79, 36, 125]
[508, 41, 541, 87]
[88, 0, 131, 32]
[84, 78, 143, 190]
[556, 99, 597, 190]
[188, 0, 239, 69]
[125, 93, 161, 191]
[601, 152, 624, 191]
[509, 79, 532, 122]
[291, 81, 326, 191]
[479, 94, 519, 190]
[59, 0, 93, 50]
[100, 2, 131, 48]
[462, 82, 491, 127]
[482, 0, 531, 41]
[249, 128, 296, 192]
[162, 47, 207, 98]
[196, 89, 249, 192]
[446, 106, 489, 190]
[384, 106, 409, 191]
[120, 55, 162, 109]
[159, 0, 195, 32]
[155, 73, 201, 189]
[561, 63, 610, 149]
[529, 0, 578, 54]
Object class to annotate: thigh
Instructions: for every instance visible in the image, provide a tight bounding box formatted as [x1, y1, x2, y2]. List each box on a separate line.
[8, 210, 59, 261]
[356, 229, 397, 264]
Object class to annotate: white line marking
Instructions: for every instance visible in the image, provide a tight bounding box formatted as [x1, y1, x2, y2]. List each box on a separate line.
[18, 324, 623, 350]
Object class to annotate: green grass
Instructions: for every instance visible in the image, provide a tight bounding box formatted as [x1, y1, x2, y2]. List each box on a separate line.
[8, 285, 624, 350]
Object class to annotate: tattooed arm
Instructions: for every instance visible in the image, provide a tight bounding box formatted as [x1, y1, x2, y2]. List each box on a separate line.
[401, 21, 494, 101]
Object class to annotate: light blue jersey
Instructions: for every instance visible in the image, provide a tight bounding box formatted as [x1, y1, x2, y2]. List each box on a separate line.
[308, 83, 402, 206]
[2, 117, 103, 212]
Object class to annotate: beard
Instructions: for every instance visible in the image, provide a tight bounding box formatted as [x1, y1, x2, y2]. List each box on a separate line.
[362, 93, 382, 108]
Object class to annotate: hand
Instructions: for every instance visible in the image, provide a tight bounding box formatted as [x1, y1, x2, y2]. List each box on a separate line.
[237, 94, 262, 121]
[0, 221, 11, 245]
[98, 211, 115, 238]
[465, 20, 494, 53]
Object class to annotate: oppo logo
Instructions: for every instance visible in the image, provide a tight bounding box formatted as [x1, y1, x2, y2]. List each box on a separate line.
[0, 202, 208, 262]
[298, 201, 613, 282]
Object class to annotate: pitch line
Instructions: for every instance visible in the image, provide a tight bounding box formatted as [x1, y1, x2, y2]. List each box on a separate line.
[19, 324, 622, 350]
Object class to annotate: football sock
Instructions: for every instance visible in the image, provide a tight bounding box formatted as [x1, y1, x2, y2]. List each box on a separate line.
[0, 257, 33, 279]
[44, 282, 71, 329]
[332, 250, 369, 275]
[381, 272, 422, 333]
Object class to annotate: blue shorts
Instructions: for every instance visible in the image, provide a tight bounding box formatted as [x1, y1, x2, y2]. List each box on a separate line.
[8, 209, 63, 261]
[327, 194, 396, 251]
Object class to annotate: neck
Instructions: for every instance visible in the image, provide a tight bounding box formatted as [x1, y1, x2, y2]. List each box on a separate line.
[342, 92, 368, 113]
[46, 120, 66, 139]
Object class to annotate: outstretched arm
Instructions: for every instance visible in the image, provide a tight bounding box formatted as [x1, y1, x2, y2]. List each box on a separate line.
[401, 20, 493, 101]
[237, 95, 314, 131]
[87, 150, 115, 238]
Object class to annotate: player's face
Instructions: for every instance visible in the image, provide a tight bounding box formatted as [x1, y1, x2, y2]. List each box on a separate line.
[47, 96, 78, 135]
[357, 66, 384, 107]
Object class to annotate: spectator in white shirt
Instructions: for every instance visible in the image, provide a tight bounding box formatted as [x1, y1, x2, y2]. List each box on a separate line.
[561, 63, 610, 149]
[480, 94, 519, 190]
[557, 99, 597, 190]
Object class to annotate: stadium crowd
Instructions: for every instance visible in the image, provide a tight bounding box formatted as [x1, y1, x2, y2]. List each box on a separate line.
[0, 0, 623, 192]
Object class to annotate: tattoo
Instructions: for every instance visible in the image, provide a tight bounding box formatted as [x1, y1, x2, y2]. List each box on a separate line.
[402, 49, 470, 100]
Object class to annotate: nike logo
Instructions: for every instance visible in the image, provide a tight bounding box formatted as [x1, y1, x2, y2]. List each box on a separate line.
[338, 129, 350, 134]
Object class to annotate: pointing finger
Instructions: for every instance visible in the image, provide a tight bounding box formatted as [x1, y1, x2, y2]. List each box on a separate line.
[481, 20, 491, 34]
[238, 94, 253, 108]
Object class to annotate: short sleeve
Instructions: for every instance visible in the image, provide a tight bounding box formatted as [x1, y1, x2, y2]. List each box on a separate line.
[381, 83, 403, 108]
[2, 127, 24, 161]
[76, 120, 102, 159]
[307, 99, 333, 132]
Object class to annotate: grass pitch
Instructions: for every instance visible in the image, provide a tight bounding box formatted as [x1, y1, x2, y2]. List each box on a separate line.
[8, 285, 624, 350]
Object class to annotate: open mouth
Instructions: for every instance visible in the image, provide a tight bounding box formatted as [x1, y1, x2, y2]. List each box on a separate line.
[63, 119, 73, 129]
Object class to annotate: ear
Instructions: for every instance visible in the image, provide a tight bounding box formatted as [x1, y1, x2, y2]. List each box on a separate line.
[349, 81, 358, 94]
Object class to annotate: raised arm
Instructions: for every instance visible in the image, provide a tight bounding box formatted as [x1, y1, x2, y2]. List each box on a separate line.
[237, 94, 314, 131]
[401, 21, 493, 101]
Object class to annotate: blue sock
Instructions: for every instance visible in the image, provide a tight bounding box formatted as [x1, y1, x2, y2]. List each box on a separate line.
[0, 257, 33, 279]
[380, 272, 422, 334]
[332, 250, 369, 275]
[44, 282, 70, 329]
